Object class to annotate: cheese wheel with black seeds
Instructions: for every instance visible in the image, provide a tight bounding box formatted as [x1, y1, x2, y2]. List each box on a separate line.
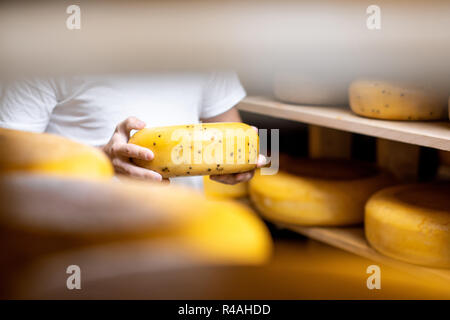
[129, 123, 259, 178]
[349, 80, 448, 120]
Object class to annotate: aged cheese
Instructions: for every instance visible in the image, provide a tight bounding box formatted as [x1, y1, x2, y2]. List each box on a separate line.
[249, 155, 393, 226]
[365, 183, 450, 268]
[349, 80, 447, 120]
[0, 174, 271, 265]
[129, 122, 259, 178]
[0, 128, 113, 179]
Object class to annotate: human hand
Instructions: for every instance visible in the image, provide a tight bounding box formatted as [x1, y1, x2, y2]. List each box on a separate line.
[102, 117, 166, 182]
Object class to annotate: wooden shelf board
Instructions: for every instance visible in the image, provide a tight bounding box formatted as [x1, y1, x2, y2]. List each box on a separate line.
[238, 96, 450, 151]
[280, 224, 450, 283]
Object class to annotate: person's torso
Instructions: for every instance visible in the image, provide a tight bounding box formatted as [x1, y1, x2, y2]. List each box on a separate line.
[48, 74, 208, 189]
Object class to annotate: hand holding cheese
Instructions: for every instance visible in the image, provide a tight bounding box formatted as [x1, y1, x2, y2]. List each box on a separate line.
[129, 122, 259, 179]
[102, 117, 165, 182]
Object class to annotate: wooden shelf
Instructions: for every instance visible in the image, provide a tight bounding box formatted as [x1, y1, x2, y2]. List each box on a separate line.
[238, 199, 450, 283]
[280, 224, 450, 283]
[238, 97, 450, 151]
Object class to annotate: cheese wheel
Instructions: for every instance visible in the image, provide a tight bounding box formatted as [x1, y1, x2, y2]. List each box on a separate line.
[365, 183, 450, 268]
[249, 156, 394, 226]
[349, 80, 448, 120]
[0, 128, 113, 179]
[129, 122, 259, 178]
[0, 174, 272, 265]
[203, 176, 248, 199]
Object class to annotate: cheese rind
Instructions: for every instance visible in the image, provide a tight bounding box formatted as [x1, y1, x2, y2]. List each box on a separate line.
[349, 80, 448, 120]
[0, 128, 113, 179]
[365, 183, 450, 268]
[249, 156, 394, 226]
[0, 174, 272, 265]
[129, 123, 259, 178]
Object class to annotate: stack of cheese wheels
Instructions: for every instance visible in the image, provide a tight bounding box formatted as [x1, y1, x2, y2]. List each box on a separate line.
[349, 79, 448, 120]
[203, 176, 248, 199]
[365, 183, 450, 268]
[0, 175, 272, 268]
[129, 122, 259, 178]
[249, 155, 394, 226]
[0, 127, 113, 179]
[0, 175, 272, 298]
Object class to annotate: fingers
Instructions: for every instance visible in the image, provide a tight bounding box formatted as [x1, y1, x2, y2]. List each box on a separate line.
[112, 158, 163, 182]
[256, 154, 268, 168]
[210, 171, 254, 185]
[113, 143, 154, 161]
[235, 171, 254, 181]
[117, 116, 146, 135]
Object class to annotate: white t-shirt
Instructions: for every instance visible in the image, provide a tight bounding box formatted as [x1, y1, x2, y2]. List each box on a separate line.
[0, 72, 246, 189]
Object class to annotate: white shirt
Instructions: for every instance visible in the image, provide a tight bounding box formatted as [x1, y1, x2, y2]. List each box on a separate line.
[0, 72, 246, 189]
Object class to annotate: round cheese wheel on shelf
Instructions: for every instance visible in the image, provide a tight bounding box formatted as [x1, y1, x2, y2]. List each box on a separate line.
[203, 176, 248, 199]
[0, 127, 113, 179]
[249, 155, 394, 226]
[349, 80, 448, 120]
[365, 183, 450, 268]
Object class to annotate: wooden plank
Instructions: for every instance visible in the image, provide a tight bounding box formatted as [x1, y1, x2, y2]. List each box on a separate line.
[281, 224, 450, 283]
[238, 97, 450, 151]
[308, 125, 352, 159]
[376, 138, 420, 181]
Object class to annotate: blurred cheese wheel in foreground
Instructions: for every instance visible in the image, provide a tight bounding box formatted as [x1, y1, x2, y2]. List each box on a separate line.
[349, 80, 448, 120]
[0, 128, 113, 179]
[203, 176, 248, 199]
[0, 174, 271, 265]
[365, 183, 450, 268]
[249, 156, 393, 226]
[129, 122, 259, 178]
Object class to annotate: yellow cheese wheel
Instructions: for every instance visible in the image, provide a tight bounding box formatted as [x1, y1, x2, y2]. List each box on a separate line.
[203, 176, 248, 199]
[249, 155, 394, 226]
[0, 128, 113, 179]
[129, 122, 259, 178]
[349, 80, 448, 120]
[365, 183, 450, 268]
[0, 174, 271, 265]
